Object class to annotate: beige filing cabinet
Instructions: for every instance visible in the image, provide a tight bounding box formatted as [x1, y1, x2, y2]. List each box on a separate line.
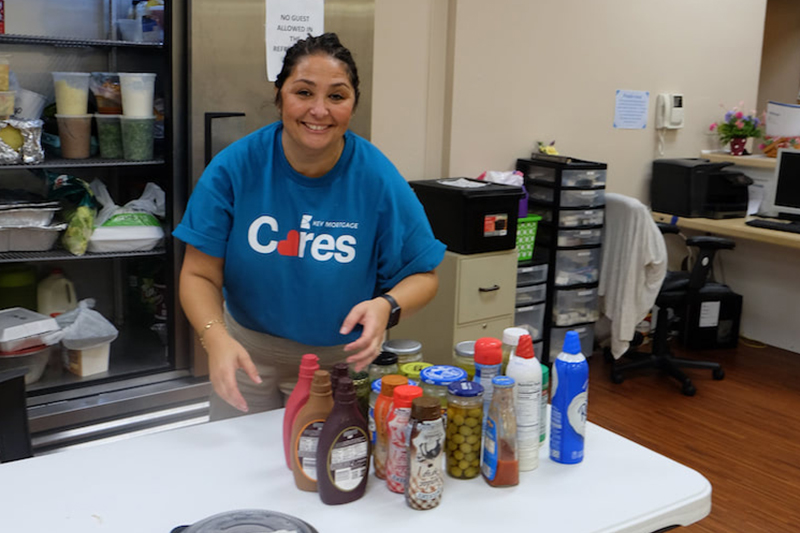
[389, 249, 517, 365]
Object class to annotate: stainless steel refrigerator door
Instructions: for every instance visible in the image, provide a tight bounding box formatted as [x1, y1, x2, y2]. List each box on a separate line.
[188, 0, 375, 184]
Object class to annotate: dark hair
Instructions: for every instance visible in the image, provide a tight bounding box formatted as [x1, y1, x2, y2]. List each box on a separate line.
[274, 32, 360, 109]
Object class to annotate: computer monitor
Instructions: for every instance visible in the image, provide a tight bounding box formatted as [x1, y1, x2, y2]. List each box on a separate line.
[773, 148, 800, 221]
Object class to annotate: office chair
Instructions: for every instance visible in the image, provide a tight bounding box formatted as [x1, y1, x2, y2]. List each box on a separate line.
[0, 367, 33, 462]
[608, 224, 728, 396]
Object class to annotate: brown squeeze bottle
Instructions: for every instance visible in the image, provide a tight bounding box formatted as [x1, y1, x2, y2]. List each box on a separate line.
[291, 370, 334, 492]
[316, 377, 370, 505]
[330, 362, 350, 393]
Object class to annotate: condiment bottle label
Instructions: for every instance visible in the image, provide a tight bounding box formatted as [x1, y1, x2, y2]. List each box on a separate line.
[407, 419, 445, 509]
[295, 420, 325, 482]
[327, 427, 369, 491]
[482, 416, 499, 481]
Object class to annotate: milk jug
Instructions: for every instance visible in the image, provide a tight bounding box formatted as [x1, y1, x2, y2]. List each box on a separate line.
[37, 268, 77, 317]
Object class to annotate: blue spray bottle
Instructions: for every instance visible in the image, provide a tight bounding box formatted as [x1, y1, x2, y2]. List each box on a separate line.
[549, 330, 588, 464]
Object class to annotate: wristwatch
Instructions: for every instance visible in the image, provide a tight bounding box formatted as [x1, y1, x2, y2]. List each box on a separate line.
[379, 293, 402, 329]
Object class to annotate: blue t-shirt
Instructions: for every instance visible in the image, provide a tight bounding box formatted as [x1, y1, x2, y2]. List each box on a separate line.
[173, 122, 445, 346]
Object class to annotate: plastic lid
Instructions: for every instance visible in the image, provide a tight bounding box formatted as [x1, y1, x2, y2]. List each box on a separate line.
[372, 376, 418, 394]
[400, 361, 432, 380]
[392, 384, 424, 407]
[515, 334, 535, 359]
[334, 376, 356, 402]
[378, 374, 407, 397]
[492, 375, 515, 389]
[331, 362, 350, 379]
[179, 509, 318, 533]
[502, 327, 529, 346]
[371, 351, 399, 367]
[310, 370, 332, 395]
[382, 338, 422, 355]
[411, 396, 441, 421]
[447, 380, 484, 397]
[474, 337, 502, 365]
[419, 365, 468, 386]
[563, 330, 582, 355]
[298, 353, 320, 378]
[454, 340, 475, 358]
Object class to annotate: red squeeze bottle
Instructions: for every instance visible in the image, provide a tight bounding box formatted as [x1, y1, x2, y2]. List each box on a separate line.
[283, 353, 320, 469]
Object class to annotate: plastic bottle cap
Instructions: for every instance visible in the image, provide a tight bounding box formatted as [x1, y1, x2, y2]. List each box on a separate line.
[502, 327, 529, 346]
[379, 374, 408, 397]
[454, 340, 475, 358]
[563, 330, 582, 355]
[392, 384, 424, 407]
[371, 351, 399, 367]
[372, 376, 418, 394]
[515, 334, 535, 359]
[419, 365, 468, 386]
[331, 362, 350, 377]
[382, 339, 422, 355]
[474, 337, 502, 365]
[492, 375, 515, 388]
[447, 380, 484, 397]
[298, 353, 320, 378]
[335, 376, 356, 402]
[311, 370, 332, 394]
[400, 361, 432, 379]
[411, 396, 441, 421]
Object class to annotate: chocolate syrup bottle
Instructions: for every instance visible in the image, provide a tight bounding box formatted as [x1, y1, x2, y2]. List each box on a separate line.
[316, 377, 370, 505]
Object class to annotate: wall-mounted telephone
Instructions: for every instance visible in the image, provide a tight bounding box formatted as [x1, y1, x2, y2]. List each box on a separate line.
[656, 93, 684, 129]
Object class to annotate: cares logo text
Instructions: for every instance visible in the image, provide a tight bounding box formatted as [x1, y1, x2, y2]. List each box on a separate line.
[247, 215, 356, 263]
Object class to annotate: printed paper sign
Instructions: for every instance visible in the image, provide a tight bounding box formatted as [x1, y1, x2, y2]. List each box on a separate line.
[698, 301, 721, 328]
[614, 90, 649, 129]
[266, 0, 324, 82]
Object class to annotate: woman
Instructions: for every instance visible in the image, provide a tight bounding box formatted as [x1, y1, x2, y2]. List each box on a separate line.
[174, 33, 445, 419]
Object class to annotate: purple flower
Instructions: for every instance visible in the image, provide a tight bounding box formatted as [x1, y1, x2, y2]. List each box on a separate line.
[725, 111, 733, 122]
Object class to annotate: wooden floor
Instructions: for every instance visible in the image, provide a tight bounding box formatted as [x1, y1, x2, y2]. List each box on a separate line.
[587, 339, 800, 532]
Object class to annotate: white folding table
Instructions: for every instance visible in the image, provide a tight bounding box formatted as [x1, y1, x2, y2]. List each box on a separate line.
[0, 409, 710, 532]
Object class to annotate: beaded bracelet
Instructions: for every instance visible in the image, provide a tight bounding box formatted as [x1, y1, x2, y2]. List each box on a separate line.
[198, 318, 226, 349]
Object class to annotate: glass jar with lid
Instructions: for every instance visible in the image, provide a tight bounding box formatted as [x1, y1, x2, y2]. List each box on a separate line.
[349, 369, 370, 419]
[446, 380, 484, 479]
[382, 339, 423, 365]
[368, 351, 399, 384]
[400, 361, 432, 382]
[419, 365, 468, 411]
[452, 340, 476, 380]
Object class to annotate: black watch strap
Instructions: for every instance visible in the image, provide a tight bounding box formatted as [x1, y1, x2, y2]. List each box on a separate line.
[379, 293, 401, 329]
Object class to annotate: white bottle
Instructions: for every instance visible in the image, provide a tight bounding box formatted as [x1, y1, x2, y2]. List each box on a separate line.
[505, 333, 542, 471]
[37, 268, 77, 317]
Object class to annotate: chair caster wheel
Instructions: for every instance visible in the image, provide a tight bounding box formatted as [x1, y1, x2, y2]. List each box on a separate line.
[611, 372, 624, 384]
[681, 382, 696, 396]
[713, 368, 725, 380]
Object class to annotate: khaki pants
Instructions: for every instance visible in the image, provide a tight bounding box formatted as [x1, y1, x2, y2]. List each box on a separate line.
[209, 306, 348, 421]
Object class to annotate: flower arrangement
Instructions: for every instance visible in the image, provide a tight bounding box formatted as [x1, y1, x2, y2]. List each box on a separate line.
[709, 104, 763, 144]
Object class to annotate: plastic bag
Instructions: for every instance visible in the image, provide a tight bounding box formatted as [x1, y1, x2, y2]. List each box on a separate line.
[55, 299, 118, 350]
[89, 180, 165, 252]
[477, 170, 528, 218]
[46, 172, 99, 256]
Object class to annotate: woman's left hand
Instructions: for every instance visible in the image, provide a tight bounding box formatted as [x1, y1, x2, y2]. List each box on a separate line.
[340, 297, 391, 372]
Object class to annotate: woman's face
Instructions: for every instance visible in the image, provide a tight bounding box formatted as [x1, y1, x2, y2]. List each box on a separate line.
[279, 53, 356, 158]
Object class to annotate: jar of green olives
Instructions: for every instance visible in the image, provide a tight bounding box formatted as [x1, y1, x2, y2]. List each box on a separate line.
[445, 380, 484, 479]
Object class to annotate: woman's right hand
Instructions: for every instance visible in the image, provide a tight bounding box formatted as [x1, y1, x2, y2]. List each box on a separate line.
[205, 331, 262, 412]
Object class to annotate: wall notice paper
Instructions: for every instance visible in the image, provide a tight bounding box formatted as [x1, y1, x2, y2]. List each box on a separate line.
[765, 101, 800, 137]
[614, 90, 649, 129]
[265, 0, 324, 82]
[698, 301, 720, 328]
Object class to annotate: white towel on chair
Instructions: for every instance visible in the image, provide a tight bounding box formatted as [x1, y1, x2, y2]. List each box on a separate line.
[598, 193, 667, 359]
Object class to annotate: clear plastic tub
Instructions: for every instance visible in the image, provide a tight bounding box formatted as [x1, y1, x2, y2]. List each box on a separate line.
[553, 287, 600, 326]
[56, 114, 93, 159]
[539, 246, 602, 286]
[555, 228, 603, 247]
[95, 114, 123, 158]
[514, 303, 545, 341]
[516, 263, 548, 286]
[120, 115, 155, 160]
[515, 284, 547, 307]
[0, 345, 53, 385]
[118, 73, 156, 117]
[52, 72, 90, 115]
[561, 169, 607, 188]
[528, 186, 605, 208]
[530, 207, 604, 228]
[549, 324, 595, 360]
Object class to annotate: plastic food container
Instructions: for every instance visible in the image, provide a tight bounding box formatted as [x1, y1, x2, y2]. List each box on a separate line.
[117, 19, 144, 42]
[52, 72, 90, 115]
[0, 344, 53, 385]
[120, 115, 154, 160]
[0, 307, 61, 353]
[56, 114, 92, 159]
[0, 224, 67, 252]
[90, 73, 122, 114]
[118, 73, 156, 117]
[14, 88, 48, 120]
[64, 341, 111, 377]
[95, 114, 123, 158]
[87, 224, 164, 253]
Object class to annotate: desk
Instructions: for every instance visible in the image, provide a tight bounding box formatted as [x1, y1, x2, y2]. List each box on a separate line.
[0, 409, 711, 533]
[652, 212, 800, 250]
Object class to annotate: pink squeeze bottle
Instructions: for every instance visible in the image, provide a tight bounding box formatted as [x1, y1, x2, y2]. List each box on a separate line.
[283, 353, 320, 469]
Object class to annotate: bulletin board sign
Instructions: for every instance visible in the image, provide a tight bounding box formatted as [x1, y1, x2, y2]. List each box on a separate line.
[265, 0, 325, 82]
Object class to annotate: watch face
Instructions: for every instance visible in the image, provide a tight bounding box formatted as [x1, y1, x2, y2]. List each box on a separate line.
[382, 294, 401, 329]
